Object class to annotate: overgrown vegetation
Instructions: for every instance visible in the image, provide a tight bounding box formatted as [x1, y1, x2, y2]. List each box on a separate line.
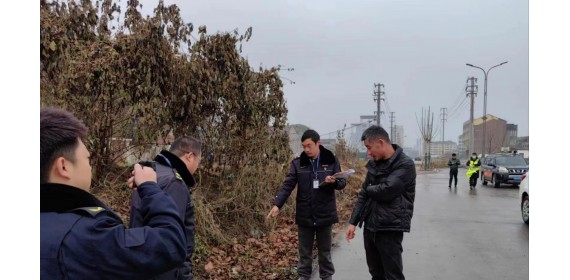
[40, 1, 365, 278]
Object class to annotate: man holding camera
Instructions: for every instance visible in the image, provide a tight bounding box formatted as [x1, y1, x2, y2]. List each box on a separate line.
[130, 136, 202, 280]
[40, 107, 187, 279]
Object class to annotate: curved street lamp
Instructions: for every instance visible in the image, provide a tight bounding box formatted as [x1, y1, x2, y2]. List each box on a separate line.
[466, 61, 508, 156]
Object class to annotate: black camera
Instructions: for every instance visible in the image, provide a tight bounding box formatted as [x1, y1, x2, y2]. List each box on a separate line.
[133, 161, 157, 189]
[138, 160, 157, 171]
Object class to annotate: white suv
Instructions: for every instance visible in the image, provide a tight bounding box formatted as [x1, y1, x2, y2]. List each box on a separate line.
[519, 172, 529, 224]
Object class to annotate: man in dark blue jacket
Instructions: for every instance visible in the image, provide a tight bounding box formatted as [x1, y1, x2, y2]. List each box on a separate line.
[40, 107, 187, 279]
[346, 125, 416, 280]
[267, 129, 347, 280]
[130, 136, 201, 280]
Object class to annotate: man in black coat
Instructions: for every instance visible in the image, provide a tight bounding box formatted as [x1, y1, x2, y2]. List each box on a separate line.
[267, 129, 347, 280]
[346, 125, 416, 280]
[448, 153, 461, 188]
[130, 136, 201, 280]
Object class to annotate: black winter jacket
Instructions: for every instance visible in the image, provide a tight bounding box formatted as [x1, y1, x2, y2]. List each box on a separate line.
[349, 145, 416, 232]
[448, 159, 461, 171]
[130, 150, 196, 280]
[274, 145, 347, 227]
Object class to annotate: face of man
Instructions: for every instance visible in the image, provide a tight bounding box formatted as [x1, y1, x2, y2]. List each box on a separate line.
[452, 155, 456, 159]
[364, 138, 386, 161]
[66, 139, 93, 192]
[472, 154, 477, 159]
[302, 138, 320, 159]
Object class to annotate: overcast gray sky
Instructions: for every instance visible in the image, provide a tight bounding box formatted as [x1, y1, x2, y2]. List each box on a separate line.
[142, 0, 528, 147]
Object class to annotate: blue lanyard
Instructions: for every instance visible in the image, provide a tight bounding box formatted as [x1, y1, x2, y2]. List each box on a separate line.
[310, 154, 320, 179]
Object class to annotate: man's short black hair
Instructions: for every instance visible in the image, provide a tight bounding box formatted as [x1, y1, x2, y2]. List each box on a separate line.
[452, 153, 456, 156]
[169, 136, 202, 157]
[361, 125, 391, 143]
[40, 107, 88, 184]
[301, 129, 320, 143]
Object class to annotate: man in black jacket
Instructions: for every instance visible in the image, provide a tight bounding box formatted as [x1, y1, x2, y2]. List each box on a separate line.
[448, 153, 461, 188]
[346, 125, 416, 280]
[267, 129, 347, 280]
[130, 136, 201, 280]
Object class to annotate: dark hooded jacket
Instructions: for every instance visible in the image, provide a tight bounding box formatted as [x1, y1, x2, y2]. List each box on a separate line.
[130, 150, 196, 280]
[41, 182, 186, 279]
[274, 145, 347, 227]
[348, 144, 416, 232]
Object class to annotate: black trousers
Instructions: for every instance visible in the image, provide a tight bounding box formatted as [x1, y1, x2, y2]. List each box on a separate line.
[363, 229, 405, 280]
[298, 225, 334, 280]
[469, 171, 479, 187]
[449, 169, 458, 187]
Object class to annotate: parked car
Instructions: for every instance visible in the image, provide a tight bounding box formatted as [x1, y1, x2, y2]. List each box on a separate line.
[413, 157, 421, 165]
[480, 153, 529, 188]
[519, 172, 529, 224]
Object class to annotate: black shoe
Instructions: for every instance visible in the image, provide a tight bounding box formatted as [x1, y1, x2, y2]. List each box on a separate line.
[448, 185, 451, 188]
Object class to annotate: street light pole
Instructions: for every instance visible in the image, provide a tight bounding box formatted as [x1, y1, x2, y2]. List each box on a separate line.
[465, 61, 508, 156]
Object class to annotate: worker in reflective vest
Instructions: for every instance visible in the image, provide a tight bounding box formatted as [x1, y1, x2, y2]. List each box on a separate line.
[466, 153, 481, 189]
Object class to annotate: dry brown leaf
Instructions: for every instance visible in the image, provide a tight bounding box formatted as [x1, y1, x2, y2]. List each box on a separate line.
[266, 272, 279, 280]
[204, 261, 214, 273]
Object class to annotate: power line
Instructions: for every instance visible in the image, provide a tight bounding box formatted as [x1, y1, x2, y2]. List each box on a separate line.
[381, 103, 389, 125]
[384, 95, 393, 115]
[447, 85, 468, 114]
[450, 99, 469, 120]
[319, 119, 376, 138]
[448, 96, 469, 119]
[390, 112, 396, 140]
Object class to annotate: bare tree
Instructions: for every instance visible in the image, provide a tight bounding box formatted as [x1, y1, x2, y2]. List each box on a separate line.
[416, 107, 436, 170]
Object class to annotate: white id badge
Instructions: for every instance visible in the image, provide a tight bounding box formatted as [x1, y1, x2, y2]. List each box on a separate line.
[313, 179, 319, 189]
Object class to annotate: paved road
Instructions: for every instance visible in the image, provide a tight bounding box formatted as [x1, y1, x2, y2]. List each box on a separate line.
[312, 168, 529, 280]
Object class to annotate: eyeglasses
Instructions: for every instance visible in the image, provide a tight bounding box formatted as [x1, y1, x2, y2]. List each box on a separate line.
[192, 153, 202, 161]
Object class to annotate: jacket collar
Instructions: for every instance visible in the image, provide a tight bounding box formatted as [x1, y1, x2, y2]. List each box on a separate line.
[154, 150, 196, 188]
[40, 183, 109, 213]
[299, 145, 336, 167]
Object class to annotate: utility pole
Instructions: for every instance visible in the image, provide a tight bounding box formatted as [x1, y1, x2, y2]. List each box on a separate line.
[390, 112, 395, 139]
[440, 108, 447, 156]
[465, 77, 478, 156]
[373, 83, 385, 126]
